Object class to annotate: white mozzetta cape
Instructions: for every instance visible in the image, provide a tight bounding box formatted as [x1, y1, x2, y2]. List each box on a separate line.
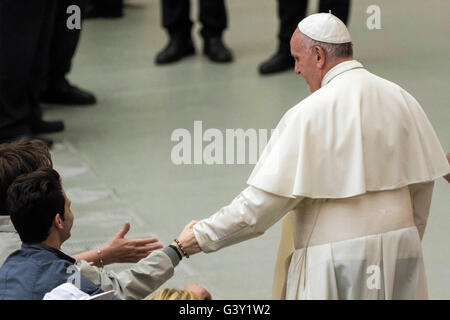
[247, 60, 449, 199]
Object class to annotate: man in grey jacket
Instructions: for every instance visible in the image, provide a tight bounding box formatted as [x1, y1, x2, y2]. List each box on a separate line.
[0, 139, 194, 299]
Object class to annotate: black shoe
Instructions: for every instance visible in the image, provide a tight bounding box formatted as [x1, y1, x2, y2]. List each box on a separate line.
[203, 37, 233, 63]
[41, 79, 97, 106]
[155, 38, 195, 65]
[30, 119, 65, 134]
[259, 50, 294, 75]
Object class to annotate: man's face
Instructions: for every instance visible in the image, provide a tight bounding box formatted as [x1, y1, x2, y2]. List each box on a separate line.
[290, 29, 321, 92]
[60, 188, 74, 242]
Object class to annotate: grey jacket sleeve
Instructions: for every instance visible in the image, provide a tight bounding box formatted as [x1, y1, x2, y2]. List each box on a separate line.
[76, 248, 179, 300]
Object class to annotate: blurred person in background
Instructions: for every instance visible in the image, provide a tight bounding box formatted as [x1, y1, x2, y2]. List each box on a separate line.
[0, 0, 64, 146]
[41, 0, 97, 106]
[0, 0, 96, 147]
[155, 0, 233, 64]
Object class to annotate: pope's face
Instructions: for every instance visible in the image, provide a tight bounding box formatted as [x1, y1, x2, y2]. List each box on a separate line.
[290, 29, 322, 92]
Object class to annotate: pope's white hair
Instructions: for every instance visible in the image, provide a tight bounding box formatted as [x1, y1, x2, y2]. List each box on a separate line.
[301, 34, 353, 58]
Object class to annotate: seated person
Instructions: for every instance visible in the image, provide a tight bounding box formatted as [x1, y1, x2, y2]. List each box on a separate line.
[0, 168, 194, 300]
[0, 168, 106, 299]
[0, 139, 163, 265]
[0, 139, 195, 299]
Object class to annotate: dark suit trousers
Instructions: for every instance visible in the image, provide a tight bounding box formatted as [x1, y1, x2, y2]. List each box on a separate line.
[0, 0, 56, 138]
[46, 0, 85, 89]
[0, 0, 85, 138]
[161, 0, 227, 40]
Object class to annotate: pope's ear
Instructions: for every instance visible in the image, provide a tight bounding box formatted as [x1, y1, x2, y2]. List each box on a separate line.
[314, 46, 326, 68]
[54, 213, 65, 230]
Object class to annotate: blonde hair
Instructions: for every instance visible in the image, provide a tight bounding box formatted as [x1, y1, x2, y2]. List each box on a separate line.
[151, 288, 200, 300]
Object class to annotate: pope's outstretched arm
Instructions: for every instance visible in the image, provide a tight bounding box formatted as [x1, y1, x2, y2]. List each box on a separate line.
[179, 186, 303, 255]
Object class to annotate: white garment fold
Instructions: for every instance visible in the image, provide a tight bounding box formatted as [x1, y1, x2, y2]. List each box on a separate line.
[408, 181, 434, 240]
[286, 226, 427, 300]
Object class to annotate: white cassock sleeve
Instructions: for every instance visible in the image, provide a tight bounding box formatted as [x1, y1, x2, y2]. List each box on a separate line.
[193, 186, 303, 253]
[408, 181, 435, 240]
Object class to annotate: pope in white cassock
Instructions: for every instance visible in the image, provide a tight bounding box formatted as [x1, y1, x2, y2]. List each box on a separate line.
[177, 13, 450, 299]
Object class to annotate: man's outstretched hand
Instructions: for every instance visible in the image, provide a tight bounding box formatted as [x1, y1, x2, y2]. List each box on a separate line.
[101, 221, 163, 265]
[172, 220, 201, 256]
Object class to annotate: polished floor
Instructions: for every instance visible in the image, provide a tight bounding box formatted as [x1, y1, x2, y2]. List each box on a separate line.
[45, 0, 450, 299]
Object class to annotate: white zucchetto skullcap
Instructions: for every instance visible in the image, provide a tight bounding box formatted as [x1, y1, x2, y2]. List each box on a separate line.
[298, 13, 351, 44]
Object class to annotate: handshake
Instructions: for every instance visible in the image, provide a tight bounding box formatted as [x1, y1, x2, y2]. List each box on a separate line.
[171, 220, 202, 258]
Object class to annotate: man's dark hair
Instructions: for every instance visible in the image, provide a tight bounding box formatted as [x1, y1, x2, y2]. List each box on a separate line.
[0, 139, 52, 216]
[7, 168, 65, 244]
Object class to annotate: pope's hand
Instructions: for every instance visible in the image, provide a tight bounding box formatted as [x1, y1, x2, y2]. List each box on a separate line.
[173, 220, 201, 256]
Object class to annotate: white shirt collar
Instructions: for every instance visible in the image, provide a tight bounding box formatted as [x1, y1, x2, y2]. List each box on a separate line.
[321, 60, 364, 87]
